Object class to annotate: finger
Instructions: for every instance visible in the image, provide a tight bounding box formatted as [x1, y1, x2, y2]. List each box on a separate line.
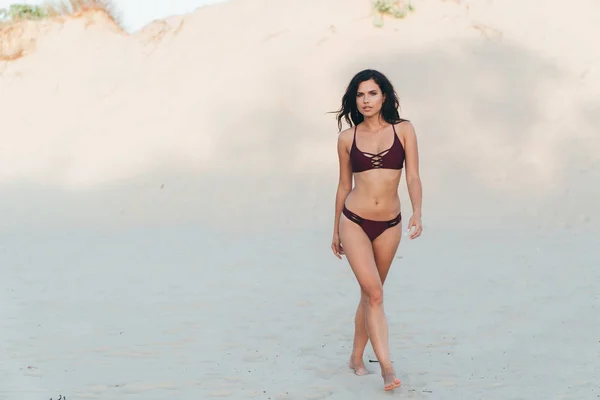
[413, 226, 422, 238]
[333, 245, 341, 259]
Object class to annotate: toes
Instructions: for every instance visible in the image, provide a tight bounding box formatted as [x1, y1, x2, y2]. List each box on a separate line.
[384, 379, 401, 391]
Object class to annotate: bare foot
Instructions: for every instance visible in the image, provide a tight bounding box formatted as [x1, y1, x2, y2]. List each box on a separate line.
[382, 368, 401, 391]
[348, 357, 369, 376]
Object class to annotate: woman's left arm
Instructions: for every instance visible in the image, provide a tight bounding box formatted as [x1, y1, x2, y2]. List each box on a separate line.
[402, 122, 423, 239]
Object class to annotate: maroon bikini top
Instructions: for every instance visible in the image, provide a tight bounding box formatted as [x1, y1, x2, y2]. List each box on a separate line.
[350, 121, 407, 173]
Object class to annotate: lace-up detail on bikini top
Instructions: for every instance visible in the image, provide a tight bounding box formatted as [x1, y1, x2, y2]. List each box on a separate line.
[350, 122, 406, 173]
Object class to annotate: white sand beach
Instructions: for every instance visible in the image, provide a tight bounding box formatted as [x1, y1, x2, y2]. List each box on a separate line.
[1, 0, 599, 398]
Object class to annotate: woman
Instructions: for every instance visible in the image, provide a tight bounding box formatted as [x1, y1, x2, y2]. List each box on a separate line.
[330, 69, 423, 391]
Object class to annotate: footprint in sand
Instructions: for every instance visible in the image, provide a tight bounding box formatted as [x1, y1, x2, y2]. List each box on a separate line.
[242, 352, 263, 362]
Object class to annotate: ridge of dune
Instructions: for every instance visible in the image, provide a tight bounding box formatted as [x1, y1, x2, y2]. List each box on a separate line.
[0, 0, 599, 231]
[0, 1, 126, 61]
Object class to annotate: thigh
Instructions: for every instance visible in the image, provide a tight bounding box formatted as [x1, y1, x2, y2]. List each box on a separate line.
[339, 215, 381, 291]
[372, 222, 402, 284]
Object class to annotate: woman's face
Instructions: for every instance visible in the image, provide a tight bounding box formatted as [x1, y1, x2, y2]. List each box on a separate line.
[356, 79, 385, 118]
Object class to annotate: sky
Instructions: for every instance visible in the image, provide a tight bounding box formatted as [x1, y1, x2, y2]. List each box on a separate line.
[0, 0, 228, 32]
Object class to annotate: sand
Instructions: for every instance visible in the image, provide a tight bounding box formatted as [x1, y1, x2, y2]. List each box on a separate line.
[1, 0, 599, 398]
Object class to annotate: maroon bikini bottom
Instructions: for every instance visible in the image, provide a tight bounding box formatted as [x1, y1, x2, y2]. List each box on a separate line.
[342, 206, 401, 242]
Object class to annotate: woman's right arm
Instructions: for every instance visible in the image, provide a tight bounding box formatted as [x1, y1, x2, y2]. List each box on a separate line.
[333, 131, 353, 236]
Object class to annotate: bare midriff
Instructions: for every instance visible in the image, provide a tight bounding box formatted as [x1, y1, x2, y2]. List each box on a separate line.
[344, 168, 403, 220]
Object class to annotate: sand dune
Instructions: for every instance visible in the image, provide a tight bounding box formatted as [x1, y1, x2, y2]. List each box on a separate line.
[1, 0, 599, 399]
[1, 0, 599, 230]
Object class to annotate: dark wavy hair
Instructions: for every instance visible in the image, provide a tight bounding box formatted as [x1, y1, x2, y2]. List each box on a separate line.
[333, 69, 402, 131]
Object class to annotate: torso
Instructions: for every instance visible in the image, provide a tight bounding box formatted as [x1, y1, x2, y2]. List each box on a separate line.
[344, 120, 408, 220]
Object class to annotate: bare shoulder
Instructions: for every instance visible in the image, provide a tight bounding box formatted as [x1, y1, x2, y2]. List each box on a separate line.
[337, 126, 354, 151]
[338, 126, 354, 141]
[394, 119, 416, 139]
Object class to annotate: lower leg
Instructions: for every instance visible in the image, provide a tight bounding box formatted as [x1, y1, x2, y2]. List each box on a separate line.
[364, 293, 392, 368]
[365, 292, 401, 389]
[349, 292, 369, 375]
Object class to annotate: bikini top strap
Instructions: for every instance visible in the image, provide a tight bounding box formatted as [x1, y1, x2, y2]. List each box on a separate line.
[392, 119, 409, 138]
[392, 122, 400, 142]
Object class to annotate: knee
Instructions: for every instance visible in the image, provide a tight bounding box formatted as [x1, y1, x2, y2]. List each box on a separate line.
[362, 286, 383, 306]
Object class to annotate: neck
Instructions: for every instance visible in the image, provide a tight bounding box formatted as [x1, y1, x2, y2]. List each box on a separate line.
[362, 114, 387, 131]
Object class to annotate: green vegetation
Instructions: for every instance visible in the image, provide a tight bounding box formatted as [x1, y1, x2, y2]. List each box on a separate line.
[0, 0, 124, 62]
[372, 0, 415, 27]
[0, 1, 121, 26]
[0, 4, 48, 21]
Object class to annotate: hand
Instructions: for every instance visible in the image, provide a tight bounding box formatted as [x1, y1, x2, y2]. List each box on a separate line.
[407, 214, 423, 239]
[331, 232, 344, 259]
